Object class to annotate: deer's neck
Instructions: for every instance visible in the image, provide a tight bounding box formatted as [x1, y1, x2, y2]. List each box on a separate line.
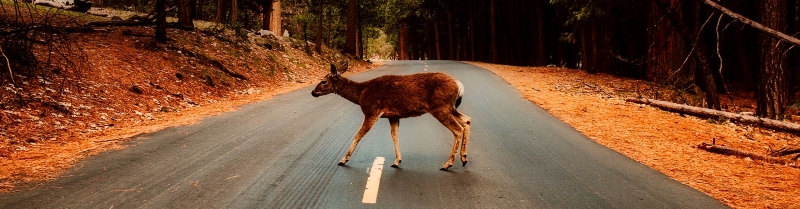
[335, 77, 364, 105]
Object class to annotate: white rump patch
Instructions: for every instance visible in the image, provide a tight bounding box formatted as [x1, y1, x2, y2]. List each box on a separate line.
[456, 80, 464, 97]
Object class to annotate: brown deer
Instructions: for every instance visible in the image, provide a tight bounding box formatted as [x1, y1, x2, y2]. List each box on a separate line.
[311, 62, 472, 170]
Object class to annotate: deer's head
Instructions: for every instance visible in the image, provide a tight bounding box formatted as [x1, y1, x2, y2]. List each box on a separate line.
[312, 62, 349, 97]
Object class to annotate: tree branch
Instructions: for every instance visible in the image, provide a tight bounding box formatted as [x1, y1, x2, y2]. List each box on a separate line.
[698, 142, 799, 167]
[0, 47, 14, 85]
[696, 0, 800, 47]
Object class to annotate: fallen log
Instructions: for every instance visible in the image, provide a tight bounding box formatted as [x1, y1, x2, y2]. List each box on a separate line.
[770, 147, 800, 158]
[626, 97, 800, 134]
[697, 142, 798, 168]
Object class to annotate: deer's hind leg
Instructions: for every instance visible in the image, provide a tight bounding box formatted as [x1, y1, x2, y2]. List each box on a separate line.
[431, 110, 465, 171]
[339, 114, 380, 165]
[389, 118, 402, 168]
[455, 111, 472, 167]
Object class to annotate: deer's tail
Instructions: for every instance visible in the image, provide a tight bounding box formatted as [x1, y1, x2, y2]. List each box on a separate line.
[455, 80, 464, 108]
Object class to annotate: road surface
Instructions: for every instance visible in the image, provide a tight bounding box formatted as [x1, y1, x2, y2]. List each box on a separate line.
[0, 61, 727, 208]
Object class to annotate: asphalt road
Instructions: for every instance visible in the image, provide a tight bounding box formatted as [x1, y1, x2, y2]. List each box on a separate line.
[0, 61, 727, 208]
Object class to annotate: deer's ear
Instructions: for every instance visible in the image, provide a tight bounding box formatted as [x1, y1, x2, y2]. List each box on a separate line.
[337, 60, 349, 74]
[330, 64, 338, 75]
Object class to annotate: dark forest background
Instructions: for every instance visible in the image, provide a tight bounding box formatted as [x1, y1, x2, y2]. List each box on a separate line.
[4, 0, 800, 119]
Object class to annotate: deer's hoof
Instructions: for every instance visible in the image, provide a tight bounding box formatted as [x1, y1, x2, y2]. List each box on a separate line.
[462, 161, 468, 167]
[338, 160, 348, 166]
[440, 164, 453, 171]
[391, 164, 399, 168]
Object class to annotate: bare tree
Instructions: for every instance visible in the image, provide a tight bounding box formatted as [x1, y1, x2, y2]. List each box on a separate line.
[755, 0, 789, 119]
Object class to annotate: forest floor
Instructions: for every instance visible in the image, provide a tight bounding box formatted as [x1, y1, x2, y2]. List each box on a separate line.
[468, 62, 800, 209]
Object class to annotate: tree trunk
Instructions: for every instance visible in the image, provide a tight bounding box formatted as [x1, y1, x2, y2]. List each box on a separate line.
[177, 0, 194, 30]
[270, 0, 282, 34]
[447, 10, 454, 60]
[155, 0, 167, 42]
[191, 0, 199, 19]
[261, 0, 272, 30]
[302, 21, 311, 55]
[399, 23, 408, 60]
[532, 0, 547, 65]
[315, 0, 323, 53]
[689, 2, 720, 110]
[231, 0, 238, 22]
[490, 0, 498, 63]
[756, 0, 789, 119]
[357, 1, 364, 58]
[435, 21, 441, 60]
[344, 0, 358, 56]
[469, 0, 476, 61]
[215, 0, 226, 23]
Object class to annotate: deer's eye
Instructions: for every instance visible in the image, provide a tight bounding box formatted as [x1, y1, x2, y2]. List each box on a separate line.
[321, 80, 328, 85]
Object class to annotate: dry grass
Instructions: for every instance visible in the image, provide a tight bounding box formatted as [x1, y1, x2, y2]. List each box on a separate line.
[468, 62, 800, 209]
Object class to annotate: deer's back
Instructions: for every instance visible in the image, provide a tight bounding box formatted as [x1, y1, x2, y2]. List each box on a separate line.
[359, 72, 460, 118]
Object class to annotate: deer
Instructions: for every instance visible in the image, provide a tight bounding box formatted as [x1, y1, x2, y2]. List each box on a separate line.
[311, 62, 472, 171]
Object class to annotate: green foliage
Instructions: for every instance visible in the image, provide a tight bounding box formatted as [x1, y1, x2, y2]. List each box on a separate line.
[230, 21, 250, 42]
[366, 29, 394, 59]
[550, 0, 642, 26]
[293, 12, 314, 25]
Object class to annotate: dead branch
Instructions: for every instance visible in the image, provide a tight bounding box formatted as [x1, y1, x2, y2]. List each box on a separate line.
[0, 47, 13, 85]
[770, 147, 800, 157]
[626, 97, 800, 133]
[166, 46, 248, 81]
[696, 0, 800, 47]
[698, 142, 798, 168]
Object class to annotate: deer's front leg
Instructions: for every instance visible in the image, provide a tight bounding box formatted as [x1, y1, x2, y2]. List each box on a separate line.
[389, 118, 402, 168]
[339, 114, 380, 166]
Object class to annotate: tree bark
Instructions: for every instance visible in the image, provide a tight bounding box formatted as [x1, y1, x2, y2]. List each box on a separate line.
[468, 0, 475, 61]
[447, 10, 454, 60]
[399, 23, 408, 60]
[626, 97, 800, 133]
[261, 0, 272, 30]
[344, 0, 358, 56]
[270, 0, 282, 34]
[177, 0, 194, 30]
[490, 0, 498, 63]
[215, 0, 226, 23]
[435, 21, 441, 60]
[314, 0, 323, 53]
[756, 0, 789, 120]
[191, 0, 199, 19]
[155, 0, 167, 42]
[231, 0, 238, 22]
[357, 1, 364, 58]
